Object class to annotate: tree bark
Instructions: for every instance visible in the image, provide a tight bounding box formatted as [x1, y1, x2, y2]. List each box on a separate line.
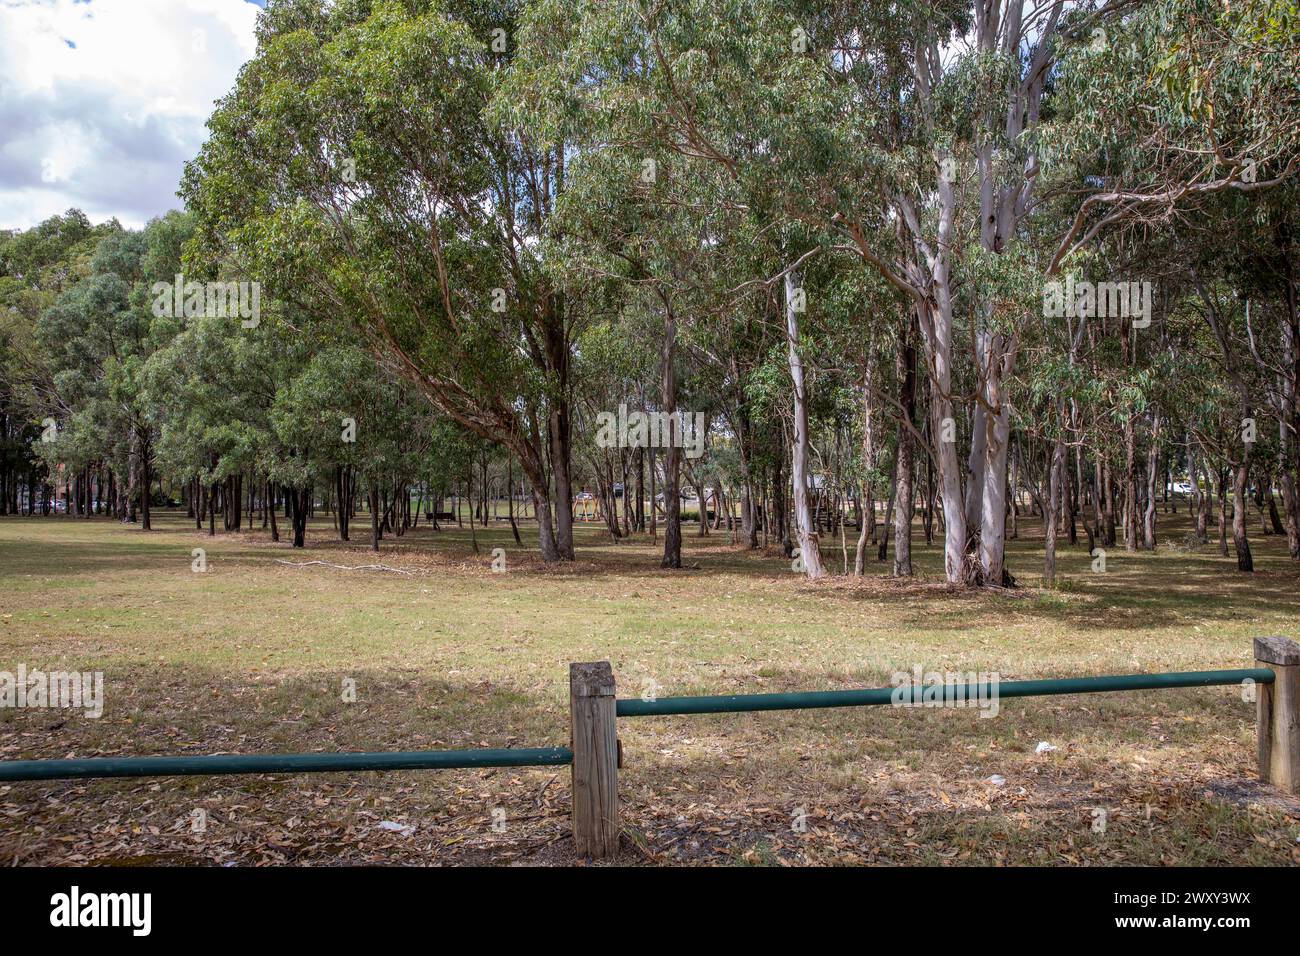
[978, 332, 1017, 585]
[368, 482, 380, 552]
[1143, 412, 1160, 550]
[918, 296, 966, 582]
[854, 368, 874, 576]
[1232, 453, 1254, 571]
[785, 270, 824, 578]
[1044, 433, 1065, 588]
[660, 300, 682, 569]
[892, 322, 916, 577]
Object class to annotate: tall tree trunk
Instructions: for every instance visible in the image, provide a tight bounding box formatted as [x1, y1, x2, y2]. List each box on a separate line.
[334, 466, 346, 541]
[1010, 441, 1021, 540]
[1044, 431, 1066, 588]
[548, 410, 575, 561]
[507, 458, 522, 546]
[635, 447, 645, 532]
[368, 482, 380, 552]
[1211, 466, 1230, 556]
[620, 451, 633, 536]
[1189, 442, 1206, 543]
[774, 426, 792, 557]
[964, 330, 990, 548]
[138, 436, 152, 531]
[465, 475, 479, 553]
[878, 472, 896, 562]
[268, 483, 279, 542]
[514, 445, 560, 560]
[1279, 223, 1300, 559]
[892, 323, 916, 577]
[1123, 414, 1138, 552]
[1232, 452, 1254, 571]
[785, 270, 824, 578]
[1067, 440, 1080, 545]
[1266, 478, 1286, 536]
[291, 486, 309, 548]
[1191, 266, 1255, 571]
[648, 446, 657, 541]
[208, 478, 217, 536]
[918, 295, 967, 582]
[978, 332, 1017, 585]
[1102, 462, 1117, 546]
[692, 469, 709, 537]
[854, 368, 874, 576]
[660, 302, 682, 569]
[923, 412, 935, 545]
[1279, 465, 1300, 560]
[1143, 413, 1160, 550]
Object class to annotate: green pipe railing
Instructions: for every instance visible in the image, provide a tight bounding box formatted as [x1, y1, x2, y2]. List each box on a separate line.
[615, 668, 1274, 717]
[0, 746, 573, 782]
[1, 668, 1274, 783]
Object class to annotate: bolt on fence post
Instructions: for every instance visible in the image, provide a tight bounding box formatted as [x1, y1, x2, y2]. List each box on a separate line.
[570, 661, 619, 859]
[1254, 636, 1300, 794]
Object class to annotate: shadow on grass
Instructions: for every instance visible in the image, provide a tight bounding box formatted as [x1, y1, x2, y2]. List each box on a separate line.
[2, 659, 1293, 865]
[4, 510, 1298, 646]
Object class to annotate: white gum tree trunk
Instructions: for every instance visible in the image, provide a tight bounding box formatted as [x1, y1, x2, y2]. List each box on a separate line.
[786, 270, 825, 579]
[964, 329, 990, 540]
[917, 293, 967, 583]
[978, 332, 1018, 584]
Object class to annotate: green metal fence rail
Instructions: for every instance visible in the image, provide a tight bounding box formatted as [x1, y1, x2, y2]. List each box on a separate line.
[0, 746, 573, 783]
[2, 640, 1296, 861]
[615, 668, 1275, 717]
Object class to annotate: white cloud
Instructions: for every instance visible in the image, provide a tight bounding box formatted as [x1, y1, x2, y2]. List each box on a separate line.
[0, 0, 263, 230]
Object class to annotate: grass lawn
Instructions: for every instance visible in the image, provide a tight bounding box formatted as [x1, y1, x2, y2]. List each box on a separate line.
[1, 508, 1298, 865]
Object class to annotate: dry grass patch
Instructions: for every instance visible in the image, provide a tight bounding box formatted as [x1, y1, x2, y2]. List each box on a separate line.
[1, 511, 1298, 865]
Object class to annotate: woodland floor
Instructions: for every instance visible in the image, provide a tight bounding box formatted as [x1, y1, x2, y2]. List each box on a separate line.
[1, 507, 1298, 866]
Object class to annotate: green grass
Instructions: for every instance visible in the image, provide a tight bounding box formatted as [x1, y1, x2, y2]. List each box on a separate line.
[0, 508, 1297, 866]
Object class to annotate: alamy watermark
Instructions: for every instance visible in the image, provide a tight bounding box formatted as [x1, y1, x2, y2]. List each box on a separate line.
[594, 404, 705, 459]
[151, 274, 261, 328]
[1042, 276, 1152, 328]
[0, 665, 103, 718]
[50, 886, 150, 936]
[890, 665, 1000, 718]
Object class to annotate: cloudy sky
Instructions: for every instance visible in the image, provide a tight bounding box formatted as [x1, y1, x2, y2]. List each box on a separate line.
[0, 0, 266, 231]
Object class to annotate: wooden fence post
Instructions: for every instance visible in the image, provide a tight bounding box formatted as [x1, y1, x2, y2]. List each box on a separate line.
[570, 661, 619, 858]
[1255, 636, 1300, 794]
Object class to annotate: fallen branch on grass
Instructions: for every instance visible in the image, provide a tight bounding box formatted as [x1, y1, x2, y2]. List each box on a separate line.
[273, 559, 417, 575]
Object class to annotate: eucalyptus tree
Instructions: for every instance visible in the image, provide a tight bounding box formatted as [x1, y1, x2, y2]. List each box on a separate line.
[514, 0, 870, 575]
[1047, 0, 1300, 570]
[0, 318, 39, 514]
[573, 312, 655, 540]
[1179, 234, 1268, 570]
[1, 211, 116, 515]
[34, 227, 168, 527]
[520, 117, 733, 566]
[1175, 184, 1300, 561]
[687, 282, 783, 550]
[508, 0, 972, 580]
[732, 229, 854, 579]
[144, 298, 286, 536]
[184, 0, 590, 562]
[517, 0, 1297, 588]
[278, 343, 436, 549]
